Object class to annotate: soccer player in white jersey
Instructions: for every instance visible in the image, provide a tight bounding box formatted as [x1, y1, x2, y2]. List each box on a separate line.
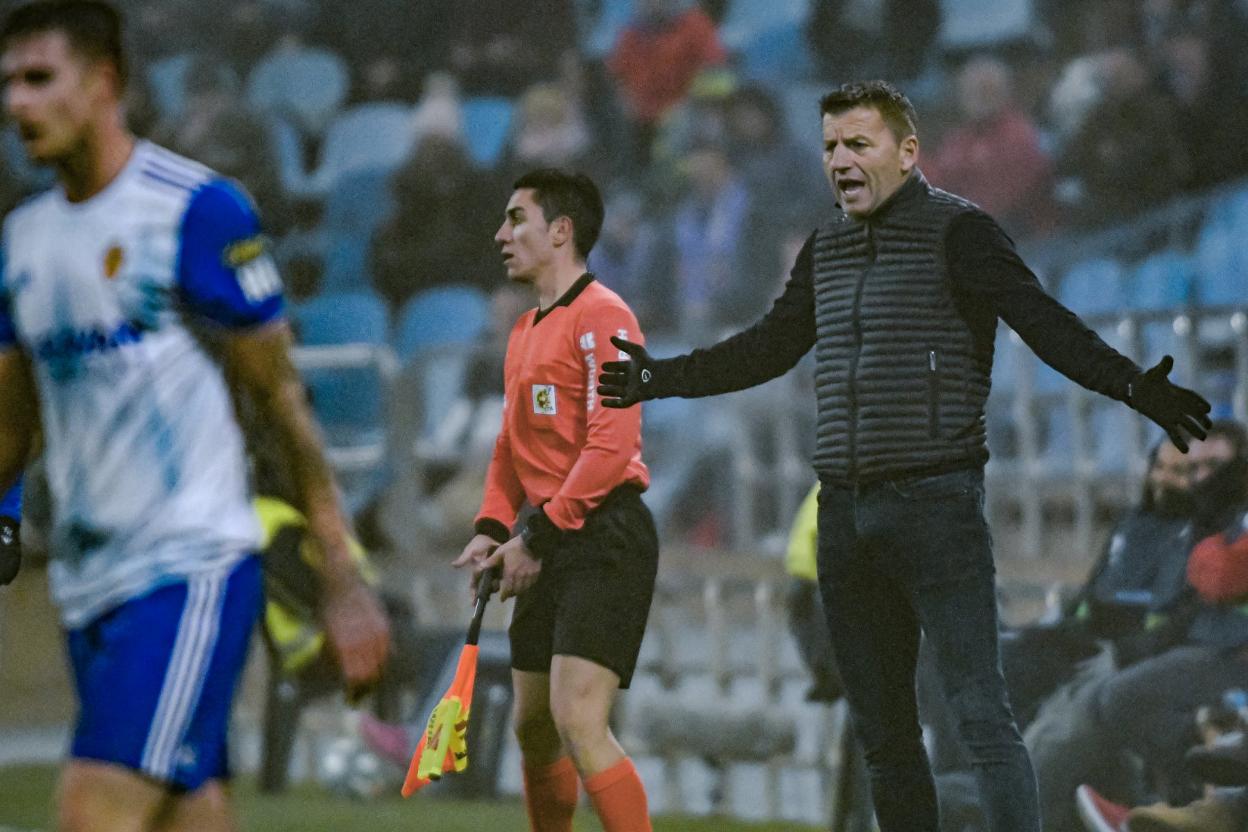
[0, 2, 390, 830]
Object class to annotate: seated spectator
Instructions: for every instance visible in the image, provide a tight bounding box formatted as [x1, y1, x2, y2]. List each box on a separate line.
[154, 55, 290, 234]
[922, 55, 1056, 239]
[806, 0, 940, 82]
[589, 187, 674, 332]
[1159, 31, 1248, 192]
[1026, 421, 1248, 832]
[369, 135, 500, 313]
[998, 436, 1199, 734]
[410, 71, 464, 143]
[671, 139, 751, 336]
[445, 0, 577, 97]
[499, 82, 594, 181]
[607, 0, 727, 167]
[1078, 784, 1248, 831]
[1056, 48, 1189, 227]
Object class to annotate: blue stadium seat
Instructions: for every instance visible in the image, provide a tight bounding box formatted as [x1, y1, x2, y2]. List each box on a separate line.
[738, 22, 815, 81]
[393, 285, 491, 360]
[582, 0, 635, 58]
[313, 104, 419, 194]
[460, 97, 516, 168]
[1130, 251, 1194, 311]
[317, 168, 397, 292]
[245, 46, 350, 137]
[290, 291, 389, 443]
[719, 0, 811, 49]
[1194, 220, 1248, 307]
[1058, 257, 1125, 317]
[146, 53, 195, 121]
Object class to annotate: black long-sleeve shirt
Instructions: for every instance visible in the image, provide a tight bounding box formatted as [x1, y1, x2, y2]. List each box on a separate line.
[652, 211, 1141, 403]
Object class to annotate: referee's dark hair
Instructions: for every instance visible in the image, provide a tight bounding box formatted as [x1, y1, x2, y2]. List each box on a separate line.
[513, 168, 604, 262]
[820, 80, 917, 143]
[1, 0, 127, 90]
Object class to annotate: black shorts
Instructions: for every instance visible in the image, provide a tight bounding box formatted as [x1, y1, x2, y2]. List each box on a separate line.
[509, 486, 659, 688]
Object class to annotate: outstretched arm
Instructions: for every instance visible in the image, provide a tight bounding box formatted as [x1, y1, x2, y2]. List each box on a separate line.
[946, 211, 1210, 451]
[599, 233, 818, 407]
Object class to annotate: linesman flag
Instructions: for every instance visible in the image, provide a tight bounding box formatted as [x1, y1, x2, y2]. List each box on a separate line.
[401, 570, 497, 796]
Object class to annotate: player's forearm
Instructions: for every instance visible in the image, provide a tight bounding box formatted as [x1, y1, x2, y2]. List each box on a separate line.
[254, 377, 355, 578]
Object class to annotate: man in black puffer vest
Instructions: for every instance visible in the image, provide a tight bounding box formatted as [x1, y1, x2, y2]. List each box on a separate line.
[597, 80, 1213, 832]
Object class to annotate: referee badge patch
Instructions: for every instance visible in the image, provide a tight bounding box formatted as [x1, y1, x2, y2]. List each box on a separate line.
[532, 384, 557, 415]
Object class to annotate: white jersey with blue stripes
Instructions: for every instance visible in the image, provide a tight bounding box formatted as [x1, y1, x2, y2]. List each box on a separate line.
[0, 141, 284, 627]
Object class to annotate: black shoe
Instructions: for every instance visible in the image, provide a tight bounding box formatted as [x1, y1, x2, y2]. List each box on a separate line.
[1185, 732, 1248, 786]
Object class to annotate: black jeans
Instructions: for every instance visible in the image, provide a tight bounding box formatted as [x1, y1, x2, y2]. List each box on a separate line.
[816, 467, 1040, 832]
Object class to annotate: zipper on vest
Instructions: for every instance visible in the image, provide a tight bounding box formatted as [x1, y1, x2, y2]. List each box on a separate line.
[846, 226, 876, 480]
[928, 349, 940, 439]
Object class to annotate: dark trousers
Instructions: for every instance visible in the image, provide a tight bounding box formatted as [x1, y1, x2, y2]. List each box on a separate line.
[816, 467, 1040, 832]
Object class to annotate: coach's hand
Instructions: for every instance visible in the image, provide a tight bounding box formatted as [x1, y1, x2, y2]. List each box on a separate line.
[480, 536, 541, 602]
[1128, 355, 1213, 453]
[453, 534, 500, 601]
[0, 516, 19, 586]
[321, 563, 391, 704]
[599, 336, 657, 408]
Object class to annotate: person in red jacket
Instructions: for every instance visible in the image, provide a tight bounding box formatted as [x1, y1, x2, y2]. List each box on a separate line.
[453, 168, 658, 832]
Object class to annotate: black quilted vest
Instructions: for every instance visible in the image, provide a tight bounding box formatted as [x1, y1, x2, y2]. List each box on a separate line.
[810, 171, 992, 483]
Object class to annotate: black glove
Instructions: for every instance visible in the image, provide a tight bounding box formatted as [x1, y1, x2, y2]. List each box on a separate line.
[1127, 355, 1212, 453]
[0, 515, 20, 586]
[598, 336, 659, 408]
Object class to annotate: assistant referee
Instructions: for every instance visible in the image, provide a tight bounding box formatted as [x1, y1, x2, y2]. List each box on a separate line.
[453, 168, 657, 832]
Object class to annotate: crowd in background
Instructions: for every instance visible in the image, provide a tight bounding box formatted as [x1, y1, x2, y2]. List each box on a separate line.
[3, 0, 1247, 337]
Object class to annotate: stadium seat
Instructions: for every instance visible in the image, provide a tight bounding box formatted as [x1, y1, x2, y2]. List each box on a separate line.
[1194, 220, 1248, 307]
[290, 291, 390, 444]
[460, 97, 516, 168]
[392, 284, 491, 360]
[938, 0, 1034, 49]
[245, 45, 350, 137]
[719, 0, 811, 49]
[292, 290, 388, 347]
[582, 0, 635, 58]
[1057, 257, 1125, 317]
[310, 104, 419, 196]
[145, 53, 195, 121]
[1130, 251, 1194, 311]
[317, 168, 397, 292]
[738, 22, 815, 81]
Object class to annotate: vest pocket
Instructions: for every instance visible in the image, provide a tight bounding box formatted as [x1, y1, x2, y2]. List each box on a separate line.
[927, 349, 940, 439]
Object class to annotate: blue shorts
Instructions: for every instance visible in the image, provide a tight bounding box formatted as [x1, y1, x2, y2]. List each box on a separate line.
[66, 555, 262, 792]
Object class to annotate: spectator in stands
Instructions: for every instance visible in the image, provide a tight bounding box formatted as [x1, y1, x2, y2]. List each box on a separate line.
[154, 55, 290, 233]
[723, 84, 834, 303]
[369, 134, 500, 313]
[1056, 48, 1189, 227]
[607, 0, 727, 167]
[806, 0, 941, 82]
[672, 139, 751, 335]
[410, 71, 463, 143]
[1027, 421, 1248, 832]
[999, 437, 1199, 734]
[1159, 31, 1248, 192]
[445, 0, 577, 97]
[500, 82, 595, 181]
[922, 56, 1056, 239]
[590, 187, 674, 332]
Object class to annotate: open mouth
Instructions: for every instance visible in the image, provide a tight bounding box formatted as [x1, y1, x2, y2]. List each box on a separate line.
[837, 178, 865, 198]
[18, 124, 40, 142]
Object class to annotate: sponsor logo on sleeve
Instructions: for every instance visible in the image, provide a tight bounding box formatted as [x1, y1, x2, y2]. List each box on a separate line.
[532, 384, 557, 415]
[579, 331, 596, 351]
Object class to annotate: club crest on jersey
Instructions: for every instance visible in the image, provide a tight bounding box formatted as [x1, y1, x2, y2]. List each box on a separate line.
[103, 244, 124, 279]
[532, 384, 557, 415]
